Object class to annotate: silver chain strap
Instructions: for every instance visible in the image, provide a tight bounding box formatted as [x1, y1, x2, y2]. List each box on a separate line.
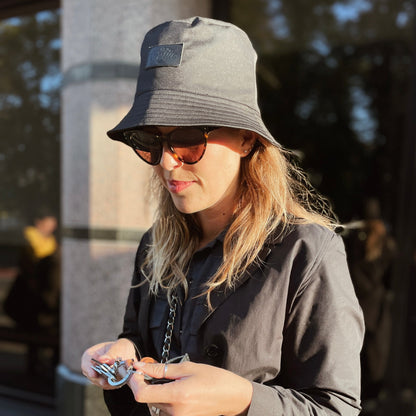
[161, 294, 178, 363]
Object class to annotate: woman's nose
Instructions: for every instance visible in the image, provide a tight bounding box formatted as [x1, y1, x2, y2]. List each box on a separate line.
[159, 145, 183, 170]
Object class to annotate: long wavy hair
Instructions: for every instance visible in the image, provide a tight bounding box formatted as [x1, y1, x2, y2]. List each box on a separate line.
[142, 137, 337, 307]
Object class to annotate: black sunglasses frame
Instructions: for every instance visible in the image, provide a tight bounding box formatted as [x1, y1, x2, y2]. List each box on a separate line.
[123, 126, 219, 166]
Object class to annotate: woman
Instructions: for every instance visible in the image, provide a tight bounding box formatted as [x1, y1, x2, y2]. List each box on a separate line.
[4, 211, 59, 330]
[81, 16, 364, 416]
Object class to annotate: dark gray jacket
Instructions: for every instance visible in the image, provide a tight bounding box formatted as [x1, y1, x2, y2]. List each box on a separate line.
[104, 223, 364, 415]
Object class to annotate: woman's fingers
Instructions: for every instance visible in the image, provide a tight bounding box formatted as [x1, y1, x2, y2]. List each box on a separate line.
[128, 362, 253, 415]
[133, 360, 188, 382]
[128, 365, 180, 405]
[81, 339, 137, 390]
[81, 342, 112, 378]
[128, 361, 214, 407]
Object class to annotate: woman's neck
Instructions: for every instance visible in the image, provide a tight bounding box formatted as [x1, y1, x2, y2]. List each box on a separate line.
[196, 206, 234, 250]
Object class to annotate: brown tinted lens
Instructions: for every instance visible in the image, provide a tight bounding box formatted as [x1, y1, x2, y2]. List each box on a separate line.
[169, 128, 207, 164]
[128, 131, 162, 165]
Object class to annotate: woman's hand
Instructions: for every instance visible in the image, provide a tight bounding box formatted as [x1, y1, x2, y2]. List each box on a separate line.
[128, 360, 253, 416]
[81, 338, 136, 389]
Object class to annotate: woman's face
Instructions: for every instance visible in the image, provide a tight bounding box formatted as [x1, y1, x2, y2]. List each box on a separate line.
[152, 126, 254, 220]
[35, 216, 57, 236]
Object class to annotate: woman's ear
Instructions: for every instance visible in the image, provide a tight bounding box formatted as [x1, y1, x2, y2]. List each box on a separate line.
[240, 130, 257, 156]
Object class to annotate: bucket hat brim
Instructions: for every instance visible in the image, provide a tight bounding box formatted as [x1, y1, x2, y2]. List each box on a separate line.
[107, 89, 278, 146]
[107, 17, 279, 147]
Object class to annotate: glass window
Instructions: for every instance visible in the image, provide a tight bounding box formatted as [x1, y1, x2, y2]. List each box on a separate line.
[0, 9, 61, 240]
[230, 1, 416, 412]
[0, 7, 60, 400]
[231, 0, 414, 224]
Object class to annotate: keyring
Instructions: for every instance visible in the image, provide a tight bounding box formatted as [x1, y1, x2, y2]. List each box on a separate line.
[91, 353, 190, 387]
[90, 358, 135, 388]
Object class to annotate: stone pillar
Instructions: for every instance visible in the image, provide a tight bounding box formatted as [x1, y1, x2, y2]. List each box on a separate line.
[59, 1, 211, 414]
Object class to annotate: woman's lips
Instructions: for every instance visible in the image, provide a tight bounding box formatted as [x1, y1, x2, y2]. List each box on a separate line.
[167, 180, 194, 193]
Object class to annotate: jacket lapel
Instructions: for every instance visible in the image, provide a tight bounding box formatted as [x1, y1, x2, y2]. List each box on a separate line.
[138, 282, 152, 354]
[190, 245, 273, 332]
[137, 224, 287, 351]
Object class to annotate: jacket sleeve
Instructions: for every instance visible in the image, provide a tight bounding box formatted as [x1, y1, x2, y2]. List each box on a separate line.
[248, 232, 365, 416]
[116, 231, 152, 356]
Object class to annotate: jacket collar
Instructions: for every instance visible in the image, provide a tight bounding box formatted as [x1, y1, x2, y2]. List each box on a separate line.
[138, 224, 289, 352]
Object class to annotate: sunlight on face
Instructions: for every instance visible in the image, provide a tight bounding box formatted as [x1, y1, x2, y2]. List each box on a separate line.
[153, 127, 253, 220]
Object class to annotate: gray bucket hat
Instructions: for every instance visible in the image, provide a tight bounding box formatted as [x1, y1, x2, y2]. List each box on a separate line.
[107, 16, 278, 146]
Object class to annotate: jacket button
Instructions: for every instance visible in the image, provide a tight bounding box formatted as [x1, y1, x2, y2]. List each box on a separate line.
[204, 344, 221, 358]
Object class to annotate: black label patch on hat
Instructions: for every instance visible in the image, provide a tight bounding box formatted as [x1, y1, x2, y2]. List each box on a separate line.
[146, 44, 183, 69]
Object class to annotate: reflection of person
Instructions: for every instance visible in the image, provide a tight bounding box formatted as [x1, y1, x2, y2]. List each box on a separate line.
[4, 211, 60, 331]
[81, 17, 364, 416]
[345, 214, 396, 401]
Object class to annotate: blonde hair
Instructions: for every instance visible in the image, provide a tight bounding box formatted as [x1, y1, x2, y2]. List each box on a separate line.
[142, 138, 337, 307]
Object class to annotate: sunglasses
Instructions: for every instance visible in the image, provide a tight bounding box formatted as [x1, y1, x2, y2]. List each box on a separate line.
[123, 127, 219, 166]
